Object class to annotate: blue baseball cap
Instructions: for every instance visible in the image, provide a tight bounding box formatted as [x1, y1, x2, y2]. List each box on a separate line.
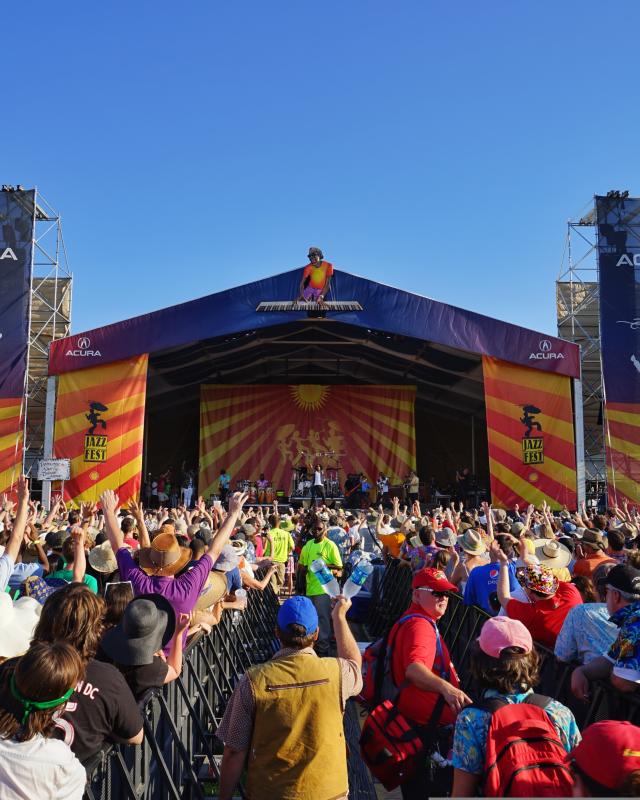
[562, 521, 577, 534]
[277, 596, 319, 635]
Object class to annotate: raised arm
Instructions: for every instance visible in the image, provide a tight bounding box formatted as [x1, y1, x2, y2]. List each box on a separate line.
[206, 491, 248, 564]
[128, 499, 150, 548]
[5, 475, 30, 563]
[71, 527, 87, 584]
[100, 489, 124, 554]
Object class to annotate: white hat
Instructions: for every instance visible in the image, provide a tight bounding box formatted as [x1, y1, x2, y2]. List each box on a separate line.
[533, 538, 572, 570]
[0, 594, 42, 658]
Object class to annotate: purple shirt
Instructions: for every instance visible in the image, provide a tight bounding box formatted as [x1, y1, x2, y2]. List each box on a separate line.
[116, 548, 213, 653]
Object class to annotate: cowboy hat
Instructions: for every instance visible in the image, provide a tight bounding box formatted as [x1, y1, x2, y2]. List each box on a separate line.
[138, 532, 191, 577]
[100, 593, 175, 666]
[195, 571, 228, 611]
[582, 529, 606, 550]
[457, 529, 486, 555]
[88, 540, 118, 574]
[533, 538, 572, 570]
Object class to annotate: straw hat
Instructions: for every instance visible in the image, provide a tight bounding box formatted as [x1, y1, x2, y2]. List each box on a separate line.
[457, 529, 486, 555]
[533, 538, 571, 570]
[0, 594, 42, 658]
[195, 571, 228, 611]
[88, 540, 118, 574]
[230, 539, 247, 557]
[138, 532, 191, 577]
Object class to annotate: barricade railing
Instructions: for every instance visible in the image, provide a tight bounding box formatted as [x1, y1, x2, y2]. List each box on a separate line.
[366, 562, 640, 730]
[85, 576, 280, 800]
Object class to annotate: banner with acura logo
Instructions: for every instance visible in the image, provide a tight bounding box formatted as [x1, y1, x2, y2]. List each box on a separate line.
[596, 194, 640, 505]
[0, 190, 34, 495]
[0, 190, 34, 398]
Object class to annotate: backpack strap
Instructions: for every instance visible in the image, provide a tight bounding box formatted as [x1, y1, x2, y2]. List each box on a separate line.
[474, 697, 509, 714]
[375, 614, 425, 702]
[524, 693, 552, 711]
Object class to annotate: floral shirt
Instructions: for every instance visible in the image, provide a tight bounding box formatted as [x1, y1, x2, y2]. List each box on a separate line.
[554, 602, 618, 664]
[607, 600, 640, 683]
[452, 688, 581, 774]
[400, 542, 439, 572]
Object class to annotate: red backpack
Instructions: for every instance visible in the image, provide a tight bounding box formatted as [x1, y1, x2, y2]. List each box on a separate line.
[358, 613, 423, 708]
[480, 694, 574, 797]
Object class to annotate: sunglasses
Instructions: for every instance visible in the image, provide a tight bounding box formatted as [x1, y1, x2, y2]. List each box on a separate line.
[418, 588, 449, 599]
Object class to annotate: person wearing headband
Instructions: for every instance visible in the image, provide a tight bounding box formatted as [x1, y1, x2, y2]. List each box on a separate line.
[0, 640, 86, 799]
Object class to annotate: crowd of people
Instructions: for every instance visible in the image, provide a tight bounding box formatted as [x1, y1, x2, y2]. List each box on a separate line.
[0, 476, 640, 798]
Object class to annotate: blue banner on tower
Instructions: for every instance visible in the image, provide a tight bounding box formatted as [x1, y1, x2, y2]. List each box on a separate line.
[0, 190, 34, 399]
[596, 194, 640, 504]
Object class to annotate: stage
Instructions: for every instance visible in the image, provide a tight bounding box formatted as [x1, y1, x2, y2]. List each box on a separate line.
[46, 268, 581, 510]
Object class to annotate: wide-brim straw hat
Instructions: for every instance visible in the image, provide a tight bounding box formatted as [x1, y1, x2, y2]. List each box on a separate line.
[533, 538, 572, 570]
[88, 540, 118, 574]
[195, 571, 228, 611]
[138, 532, 191, 577]
[457, 529, 486, 555]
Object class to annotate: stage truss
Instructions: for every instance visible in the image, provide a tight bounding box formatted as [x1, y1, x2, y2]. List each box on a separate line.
[23, 190, 72, 476]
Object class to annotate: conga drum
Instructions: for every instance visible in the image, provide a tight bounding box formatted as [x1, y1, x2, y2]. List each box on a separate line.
[265, 485, 275, 503]
[257, 486, 266, 504]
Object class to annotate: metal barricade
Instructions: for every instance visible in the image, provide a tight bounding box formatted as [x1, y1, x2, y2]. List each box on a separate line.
[85, 584, 280, 800]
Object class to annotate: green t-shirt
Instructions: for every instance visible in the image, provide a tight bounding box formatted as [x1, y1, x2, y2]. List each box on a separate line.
[51, 569, 98, 594]
[264, 528, 295, 563]
[299, 537, 343, 596]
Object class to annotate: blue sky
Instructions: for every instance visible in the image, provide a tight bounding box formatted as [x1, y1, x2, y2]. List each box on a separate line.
[4, 1, 637, 337]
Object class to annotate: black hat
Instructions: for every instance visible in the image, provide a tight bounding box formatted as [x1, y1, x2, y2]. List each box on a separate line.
[45, 529, 67, 550]
[100, 593, 176, 666]
[607, 564, 640, 596]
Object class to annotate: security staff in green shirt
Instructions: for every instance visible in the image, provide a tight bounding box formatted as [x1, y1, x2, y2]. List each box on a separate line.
[264, 513, 295, 593]
[298, 520, 343, 656]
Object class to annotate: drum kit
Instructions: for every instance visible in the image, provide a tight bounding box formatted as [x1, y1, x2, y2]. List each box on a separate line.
[235, 479, 275, 504]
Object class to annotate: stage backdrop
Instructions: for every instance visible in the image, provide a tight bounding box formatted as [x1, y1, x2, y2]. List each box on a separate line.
[596, 194, 640, 506]
[483, 357, 577, 510]
[199, 384, 416, 498]
[53, 355, 148, 506]
[0, 190, 35, 495]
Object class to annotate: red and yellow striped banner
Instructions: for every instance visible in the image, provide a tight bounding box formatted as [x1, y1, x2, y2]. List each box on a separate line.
[483, 357, 577, 510]
[199, 384, 416, 498]
[605, 401, 640, 507]
[0, 397, 23, 497]
[53, 355, 148, 506]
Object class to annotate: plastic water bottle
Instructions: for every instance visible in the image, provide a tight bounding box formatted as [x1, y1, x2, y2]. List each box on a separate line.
[310, 559, 340, 598]
[342, 559, 374, 599]
[232, 588, 247, 626]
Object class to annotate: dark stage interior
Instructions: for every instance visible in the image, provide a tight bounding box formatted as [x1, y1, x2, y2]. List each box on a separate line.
[143, 319, 489, 499]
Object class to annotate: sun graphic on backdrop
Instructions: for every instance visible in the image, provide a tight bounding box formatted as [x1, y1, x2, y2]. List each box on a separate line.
[290, 385, 330, 411]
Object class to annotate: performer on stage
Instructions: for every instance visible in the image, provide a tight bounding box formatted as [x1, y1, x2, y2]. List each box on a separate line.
[376, 472, 389, 505]
[256, 473, 269, 491]
[181, 469, 195, 508]
[218, 467, 231, 503]
[311, 462, 325, 504]
[298, 247, 333, 304]
[405, 469, 419, 504]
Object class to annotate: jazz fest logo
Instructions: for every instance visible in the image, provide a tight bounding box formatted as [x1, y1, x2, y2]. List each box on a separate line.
[84, 401, 108, 463]
[520, 404, 544, 465]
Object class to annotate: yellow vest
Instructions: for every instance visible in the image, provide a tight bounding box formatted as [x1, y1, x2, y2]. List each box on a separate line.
[245, 652, 348, 800]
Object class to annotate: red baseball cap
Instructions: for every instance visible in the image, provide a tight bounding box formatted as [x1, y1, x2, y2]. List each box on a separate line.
[568, 720, 640, 791]
[412, 567, 457, 593]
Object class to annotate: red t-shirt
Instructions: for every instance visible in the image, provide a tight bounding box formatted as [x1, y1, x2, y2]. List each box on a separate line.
[390, 603, 460, 726]
[506, 581, 582, 649]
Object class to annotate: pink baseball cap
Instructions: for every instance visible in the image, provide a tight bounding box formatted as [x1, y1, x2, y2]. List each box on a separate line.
[478, 616, 533, 659]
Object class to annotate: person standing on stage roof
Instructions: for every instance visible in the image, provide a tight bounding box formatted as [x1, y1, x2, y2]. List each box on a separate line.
[298, 247, 333, 304]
